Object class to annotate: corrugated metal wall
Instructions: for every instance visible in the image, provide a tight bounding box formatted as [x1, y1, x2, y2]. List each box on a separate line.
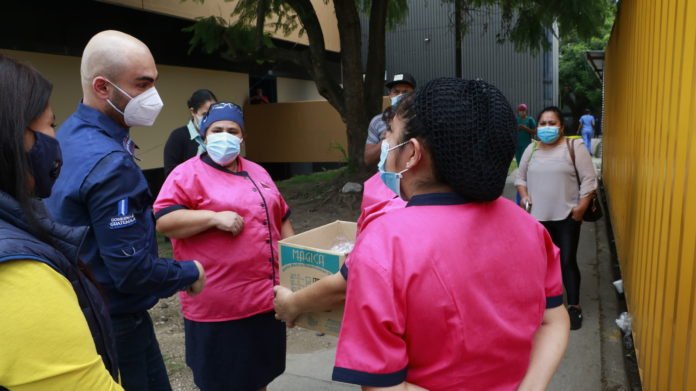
[383, 1, 457, 87]
[361, 2, 557, 115]
[458, 7, 558, 115]
[603, 0, 696, 389]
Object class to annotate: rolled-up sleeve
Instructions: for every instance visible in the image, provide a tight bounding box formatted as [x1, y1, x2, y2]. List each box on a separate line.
[153, 165, 193, 219]
[573, 140, 598, 197]
[83, 152, 199, 297]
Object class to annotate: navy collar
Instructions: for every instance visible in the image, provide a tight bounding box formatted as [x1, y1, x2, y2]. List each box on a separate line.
[406, 192, 471, 207]
[74, 103, 129, 143]
[201, 154, 247, 176]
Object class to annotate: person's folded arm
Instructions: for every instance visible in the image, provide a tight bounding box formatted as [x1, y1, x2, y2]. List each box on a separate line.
[155, 209, 219, 239]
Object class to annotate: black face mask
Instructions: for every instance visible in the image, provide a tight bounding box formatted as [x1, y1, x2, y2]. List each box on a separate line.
[27, 130, 62, 198]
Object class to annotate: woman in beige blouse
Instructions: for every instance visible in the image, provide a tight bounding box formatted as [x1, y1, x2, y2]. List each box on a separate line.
[515, 106, 597, 331]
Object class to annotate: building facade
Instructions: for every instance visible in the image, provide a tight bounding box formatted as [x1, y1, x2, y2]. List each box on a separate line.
[362, 1, 559, 117]
[0, 0, 339, 185]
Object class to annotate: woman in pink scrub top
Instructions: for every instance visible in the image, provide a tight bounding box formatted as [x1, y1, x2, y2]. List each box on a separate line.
[331, 78, 570, 390]
[154, 102, 294, 391]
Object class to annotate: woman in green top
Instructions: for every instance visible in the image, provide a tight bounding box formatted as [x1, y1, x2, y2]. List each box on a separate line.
[515, 103, 537, 165]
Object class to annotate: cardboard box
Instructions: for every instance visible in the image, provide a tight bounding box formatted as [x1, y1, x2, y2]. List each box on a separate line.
[279, 220, 357, 336]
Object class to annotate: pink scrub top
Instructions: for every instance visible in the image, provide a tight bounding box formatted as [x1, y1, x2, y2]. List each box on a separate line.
[333, 193, 563, 390]
[154, 155, 290, 322]
[356, 173, 406, 235]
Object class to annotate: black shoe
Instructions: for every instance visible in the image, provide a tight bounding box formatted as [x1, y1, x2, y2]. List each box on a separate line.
[568, 307, 583, 330]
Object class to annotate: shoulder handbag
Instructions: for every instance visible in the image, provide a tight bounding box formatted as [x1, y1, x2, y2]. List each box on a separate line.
[566, 138, 603, 222]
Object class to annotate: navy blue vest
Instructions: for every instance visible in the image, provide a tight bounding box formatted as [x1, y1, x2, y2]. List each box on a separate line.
[0, 191, 118, 382]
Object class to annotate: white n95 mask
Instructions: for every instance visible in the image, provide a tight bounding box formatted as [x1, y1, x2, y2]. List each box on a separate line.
[105, 80, 164, 127]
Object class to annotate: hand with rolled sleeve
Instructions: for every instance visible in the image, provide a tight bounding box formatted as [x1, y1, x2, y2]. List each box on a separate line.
[186, 260, 207, 297]
[273, 272, 347, 328]
[272, 285, 299, 327]
[214, 211, 244, 236]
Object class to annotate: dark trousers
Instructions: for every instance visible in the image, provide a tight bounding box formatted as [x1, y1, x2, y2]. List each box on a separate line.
[542, 215, 583, 306]
[111, 311, 172, 391]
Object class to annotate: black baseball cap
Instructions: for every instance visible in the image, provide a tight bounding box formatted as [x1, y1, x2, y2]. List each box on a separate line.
[385, 73, 417, 89]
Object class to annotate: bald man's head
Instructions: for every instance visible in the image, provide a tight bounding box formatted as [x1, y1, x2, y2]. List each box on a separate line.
[80, 30, 159, 126]
[81, 30, 154, 91]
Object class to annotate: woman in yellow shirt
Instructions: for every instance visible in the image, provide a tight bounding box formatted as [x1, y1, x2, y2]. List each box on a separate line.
[0, 54, 122, 390]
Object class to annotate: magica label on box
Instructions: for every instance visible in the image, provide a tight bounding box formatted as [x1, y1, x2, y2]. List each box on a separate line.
[280, 245, 340, 274]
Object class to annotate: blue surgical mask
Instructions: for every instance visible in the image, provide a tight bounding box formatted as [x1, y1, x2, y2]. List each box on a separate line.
[378, 140, 409, 198]
[206, 132, 242, 166]
[537, 126, 561, 144]
[390, 94, 404, 107]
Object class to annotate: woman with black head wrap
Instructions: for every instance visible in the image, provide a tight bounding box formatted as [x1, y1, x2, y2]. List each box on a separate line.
[331, 78, 570, 391]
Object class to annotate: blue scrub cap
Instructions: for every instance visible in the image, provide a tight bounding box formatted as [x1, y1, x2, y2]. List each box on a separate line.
[199, 102, 244, 137]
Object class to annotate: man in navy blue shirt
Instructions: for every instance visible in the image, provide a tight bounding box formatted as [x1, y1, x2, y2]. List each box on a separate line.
[45, 30, 206, 391]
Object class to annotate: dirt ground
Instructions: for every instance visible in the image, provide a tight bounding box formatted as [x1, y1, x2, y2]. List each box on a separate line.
[151, 169, 363, 390]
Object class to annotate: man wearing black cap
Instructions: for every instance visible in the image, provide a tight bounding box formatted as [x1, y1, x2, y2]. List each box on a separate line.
[364, 73, 417, 167]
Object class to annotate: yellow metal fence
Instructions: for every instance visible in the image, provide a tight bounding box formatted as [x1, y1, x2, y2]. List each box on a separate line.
[603, 0, 696, 389]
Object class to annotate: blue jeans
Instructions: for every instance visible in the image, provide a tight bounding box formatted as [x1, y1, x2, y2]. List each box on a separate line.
[111, 311, 172, 391]
[581, 130, 593, 155]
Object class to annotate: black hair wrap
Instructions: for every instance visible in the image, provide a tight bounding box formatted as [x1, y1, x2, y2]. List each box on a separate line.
[408, 78, 516, 202]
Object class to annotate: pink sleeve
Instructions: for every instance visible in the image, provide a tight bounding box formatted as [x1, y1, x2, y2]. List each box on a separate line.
[266, 175, 290, 220]
[153, 167, 194, 217]
[333, 238, 408, 386]
[541, 225, 564, 308]
[279, 192, 290, 221]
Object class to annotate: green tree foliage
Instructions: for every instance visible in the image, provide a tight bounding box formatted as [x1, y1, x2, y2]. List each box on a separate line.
[559, 0, 616, 126]
[185, 0, 607, 172]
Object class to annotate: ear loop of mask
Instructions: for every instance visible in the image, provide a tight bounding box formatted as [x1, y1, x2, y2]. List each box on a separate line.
[102, 78, 133, 116]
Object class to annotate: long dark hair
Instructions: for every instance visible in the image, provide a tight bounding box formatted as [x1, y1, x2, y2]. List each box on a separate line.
[0, 54, 53, 233]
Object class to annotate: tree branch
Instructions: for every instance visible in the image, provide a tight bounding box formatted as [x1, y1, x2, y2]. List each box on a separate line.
[364, 0, 389, 119]
[284, 0, 345, 114]
[255, 0, 270, 48]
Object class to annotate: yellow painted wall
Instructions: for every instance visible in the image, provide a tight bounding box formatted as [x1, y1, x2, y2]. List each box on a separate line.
[276, 77, 324, 102]
[243, 101, 346, 163]
[0, 48, 248, 170]
[100, 0, 341, 53]
[603, 1, 696, 389]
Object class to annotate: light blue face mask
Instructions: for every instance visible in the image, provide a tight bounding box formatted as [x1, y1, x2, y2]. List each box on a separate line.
[206, 132, 242, 166]
[378, 140, 409, 198]
[390, 94, 404, 107]
[537, 126, 561, 144]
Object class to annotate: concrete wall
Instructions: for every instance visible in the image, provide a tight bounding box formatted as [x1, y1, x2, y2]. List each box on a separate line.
[276, 77, 325, 102]
[0, 48, 248, 170]
[243, 101, 346, 163]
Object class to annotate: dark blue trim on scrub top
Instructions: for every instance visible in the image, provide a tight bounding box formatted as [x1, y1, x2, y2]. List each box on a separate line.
[546, 294, 564, 309]
[332, 366, 407, 387]
[340, 263, 349, 280]
[406, 192, 470, 207]
[153, 204, 188, 220]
